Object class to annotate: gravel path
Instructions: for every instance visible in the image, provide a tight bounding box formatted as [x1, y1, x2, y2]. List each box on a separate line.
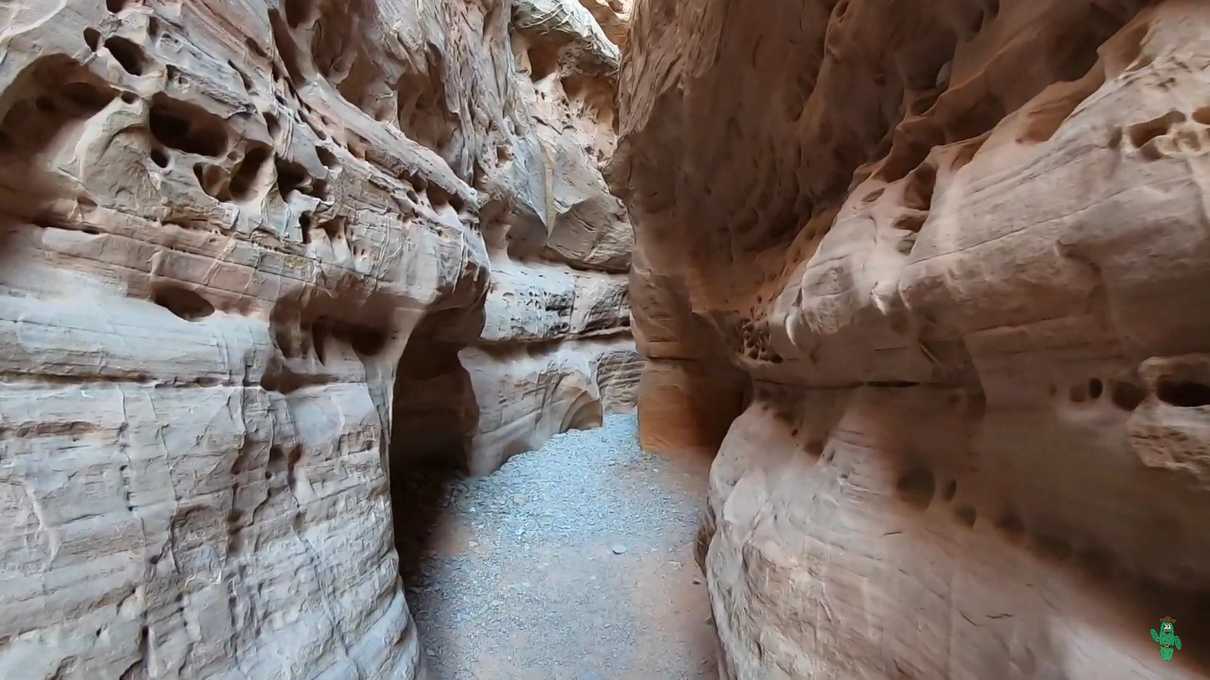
[395, 413, 718, 680]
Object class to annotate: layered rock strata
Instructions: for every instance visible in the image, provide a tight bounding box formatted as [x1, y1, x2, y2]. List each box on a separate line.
[0, 0, 634, 677]
[392, 0, 639, 475]
[614, 0, 1210, 677]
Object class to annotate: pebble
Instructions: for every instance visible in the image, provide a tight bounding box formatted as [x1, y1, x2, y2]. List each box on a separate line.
[611, 544, 628, 555]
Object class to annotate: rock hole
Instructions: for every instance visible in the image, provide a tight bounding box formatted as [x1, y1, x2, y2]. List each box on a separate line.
[106, 0, 129, 13]
[527, 44, 561, 81]
[245, 37, 268, 60]
[1127, 111, 1183, 149]
[267, 445, 291, 481]
[150, 148, 169, 168]
[347, 325, 388, 356]
[428, 184, 457, 211]
[193, 163, 226, 199]
[284, 0, 313, 28]
[120, 92, 137, 104]
[394, 48, 456, 157]
[1157, 380, 1210, 408]
[263, 112, 281, 139]
[1110, 380, 1145, 411]
[104, 36, 149, 76]
[153, 285, 215, 321]
[895, 467, 935, 510]
[894, 212, 927, 233]
[902, 163, 936, 212]
[149, 94, 229, 157]
[83, 28, 101, 51]
[268, 10, 306, 83]
[942, 480, 957, 502]
[310, 318, 328, 364]
[954, 505, 977, 527]
[228, 61, 253, 91]
[229, 145, 271, 200]
[316, 146, 338, 168]
[310, 178, 329, 199]
[319, 216, 345, 241]
[1088, 378, 1103, 400]
[299, 212, 313, 243]
[275, 155, 320, 198]
[968, 8, 986, 35]
[1194, 107, 1210, 126]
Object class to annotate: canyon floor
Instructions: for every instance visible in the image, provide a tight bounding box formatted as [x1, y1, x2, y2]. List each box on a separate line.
[394, 414, 718, 679]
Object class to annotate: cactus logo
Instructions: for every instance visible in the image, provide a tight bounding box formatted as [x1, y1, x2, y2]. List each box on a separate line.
[1150, 617, 1182, 663]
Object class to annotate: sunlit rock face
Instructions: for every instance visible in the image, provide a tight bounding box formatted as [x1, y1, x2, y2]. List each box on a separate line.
[0, 0, 635, 676]
[393, 0, 640, 476]
[614, 0, 1210, 677]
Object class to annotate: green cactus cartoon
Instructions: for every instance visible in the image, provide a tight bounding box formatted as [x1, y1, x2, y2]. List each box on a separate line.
[1150, 617, 1182, 662]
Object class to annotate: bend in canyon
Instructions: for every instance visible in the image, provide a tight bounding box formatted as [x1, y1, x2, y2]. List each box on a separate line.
[2, 1, 1210, 679]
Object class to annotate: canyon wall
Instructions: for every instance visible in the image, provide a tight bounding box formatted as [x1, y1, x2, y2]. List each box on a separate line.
[0, 0, 632, 677]
[394, 0, 640, 475]
[614, 0, 1210, 678]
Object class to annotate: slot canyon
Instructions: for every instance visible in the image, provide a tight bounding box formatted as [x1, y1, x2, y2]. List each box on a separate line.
[1, 0, 1209, 678]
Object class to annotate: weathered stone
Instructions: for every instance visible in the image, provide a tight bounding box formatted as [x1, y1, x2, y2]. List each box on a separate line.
[616, 0, 1210, 677]
[0, 0, 636, 677]
[393, 0, 639, 475]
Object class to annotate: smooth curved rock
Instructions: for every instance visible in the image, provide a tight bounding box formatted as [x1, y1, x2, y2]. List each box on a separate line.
[0, 0, 636, 676]
[616, 0, 1210, 677]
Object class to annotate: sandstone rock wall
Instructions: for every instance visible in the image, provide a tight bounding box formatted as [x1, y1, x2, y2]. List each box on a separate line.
[614, 0, 1210, 677]
[0, 0, 634, 677]
[392, 0, 639, 476]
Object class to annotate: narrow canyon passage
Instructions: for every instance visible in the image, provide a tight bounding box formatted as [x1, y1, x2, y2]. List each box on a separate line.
[393, 414, 718, 679]
[5, 0, 1210, 679]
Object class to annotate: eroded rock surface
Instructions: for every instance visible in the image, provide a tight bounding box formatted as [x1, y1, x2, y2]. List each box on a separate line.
[615, 0, 1210, 677]
[395, 0, 638, 475]
[0, 0, 635, 677]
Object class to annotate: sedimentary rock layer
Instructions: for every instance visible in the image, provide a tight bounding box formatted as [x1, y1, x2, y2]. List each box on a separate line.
[394, 0, 639, 475]
[614, 0, 1210, 677]
[0, 0, 635, 677]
